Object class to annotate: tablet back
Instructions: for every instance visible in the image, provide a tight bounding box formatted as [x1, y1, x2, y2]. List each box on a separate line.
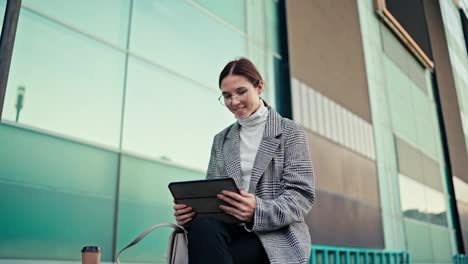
[169, 178, 240, 224]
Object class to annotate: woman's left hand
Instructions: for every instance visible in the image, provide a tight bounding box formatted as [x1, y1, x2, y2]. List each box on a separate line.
[218, 189, 256, 222]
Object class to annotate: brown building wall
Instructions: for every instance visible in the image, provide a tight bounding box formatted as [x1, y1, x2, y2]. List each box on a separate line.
[306, 131, 384, 248]
[286, 0, 371, 122]
[285, 0, 383, 248]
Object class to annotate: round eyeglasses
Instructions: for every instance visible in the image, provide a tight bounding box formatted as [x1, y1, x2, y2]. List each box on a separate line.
[218, 87, 250, 106]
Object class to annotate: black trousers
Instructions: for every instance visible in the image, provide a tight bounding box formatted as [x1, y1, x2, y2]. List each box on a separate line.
[187, 216, 269, 264]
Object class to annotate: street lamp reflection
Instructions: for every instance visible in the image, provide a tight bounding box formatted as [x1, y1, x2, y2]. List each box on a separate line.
[15, 86, 25, 122]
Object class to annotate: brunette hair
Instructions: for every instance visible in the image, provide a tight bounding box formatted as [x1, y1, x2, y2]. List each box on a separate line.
[218, 58, 264, 89]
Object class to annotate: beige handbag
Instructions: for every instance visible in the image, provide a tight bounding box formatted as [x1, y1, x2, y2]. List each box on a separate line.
[116, 223, 188, 264]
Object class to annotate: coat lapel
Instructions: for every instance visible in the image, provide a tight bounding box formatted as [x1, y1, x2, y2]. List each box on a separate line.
[223, 123, 243, 188]
[249, 109, 282, 192]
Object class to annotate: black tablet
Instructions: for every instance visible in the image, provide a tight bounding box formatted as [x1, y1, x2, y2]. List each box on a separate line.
[168, 178, 241, 224]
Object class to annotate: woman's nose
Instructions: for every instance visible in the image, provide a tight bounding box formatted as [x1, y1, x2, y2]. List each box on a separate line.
[231, 96, 241, 105]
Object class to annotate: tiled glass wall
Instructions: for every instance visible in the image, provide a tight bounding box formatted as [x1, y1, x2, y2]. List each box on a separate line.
[382, 21, 454, 264]
[0, 123, 118, 261]
[116, 155, 202, 263]
[357, 0, 405, 251]
[357, 0, 456, 262]
[3, 2, 127, 148]
[0, 0, 280, 262]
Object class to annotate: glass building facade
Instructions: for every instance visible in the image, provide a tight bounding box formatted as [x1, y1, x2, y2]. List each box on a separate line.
[0, 0, 467, 263]
[0, 0, 281, 262]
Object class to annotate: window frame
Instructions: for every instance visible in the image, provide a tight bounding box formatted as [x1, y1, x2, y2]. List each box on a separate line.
[374, 0, 434, 70]
[0, 0, 22, 119]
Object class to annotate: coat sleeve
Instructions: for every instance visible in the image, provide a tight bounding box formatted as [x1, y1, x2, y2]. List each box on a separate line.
[248, 123, 315, 232]
[206, 136, 219, 179]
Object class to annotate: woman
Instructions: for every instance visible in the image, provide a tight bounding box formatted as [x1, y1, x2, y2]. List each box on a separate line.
[173, 58, 315, 264]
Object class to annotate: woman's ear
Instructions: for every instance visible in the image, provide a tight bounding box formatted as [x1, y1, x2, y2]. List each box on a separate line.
[256, 80, 264, 94]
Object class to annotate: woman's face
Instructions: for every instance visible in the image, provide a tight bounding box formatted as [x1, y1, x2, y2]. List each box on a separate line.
[220, 74, 263, 120]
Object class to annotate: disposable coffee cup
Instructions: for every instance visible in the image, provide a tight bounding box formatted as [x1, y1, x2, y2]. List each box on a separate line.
[81, 246, 101, 264]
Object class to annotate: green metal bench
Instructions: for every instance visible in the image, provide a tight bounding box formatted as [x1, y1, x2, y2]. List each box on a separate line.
[310, 245, 410, 264]
[454, 254, 468, 264]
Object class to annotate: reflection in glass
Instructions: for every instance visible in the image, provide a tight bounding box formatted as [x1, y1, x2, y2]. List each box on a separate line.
[425, 187, 447, 226]
[0, 124, 117, 261]
[2, 8, 125, 148]
[399, 174, 427, 222]
[399, 174, 448, 226]
[411, 87, 438, 159]
[122, 57, 233, 170]
[116, 154, 203, 262]
[21, 0, 130, 48]
[130, 0, 247, 90]
[246, 0, 280, 55]
[245, 47, 276, 106]
[265, 0, 280, 54]
[192, 0, 246, 32]
[15, 86, 25, 122]
[453, 176, 468, 204]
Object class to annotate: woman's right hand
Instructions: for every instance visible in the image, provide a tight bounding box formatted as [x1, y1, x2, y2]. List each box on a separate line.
[173, 203, 195, 226]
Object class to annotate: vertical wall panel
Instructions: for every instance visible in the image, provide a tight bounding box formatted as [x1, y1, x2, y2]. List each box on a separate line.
[424, 0, 468, 253]
[286, 0, 371, 122]
[0, 124, 117, 261]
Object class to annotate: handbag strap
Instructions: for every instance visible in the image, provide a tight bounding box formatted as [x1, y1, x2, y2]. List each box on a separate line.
[115, 223, 187, 264]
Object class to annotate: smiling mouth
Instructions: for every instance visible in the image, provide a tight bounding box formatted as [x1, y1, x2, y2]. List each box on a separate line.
[232, 106, 245, 112]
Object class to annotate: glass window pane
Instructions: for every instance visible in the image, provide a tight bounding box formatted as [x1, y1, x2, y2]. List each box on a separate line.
[422, 155, 443, 192]
[395, 136, 424, 183]
[130, 0, 247, 90]
[430, 225, 453, 262]
[246, 46, 276, 107]
[425, 187, 447, 226]
[2, 8, 125, 148]
[454, 176, 468, 204]
[411, 85, 438, 158]
[399, 174, 448, 226]
[0, 124, 117, 261]
[246, 1, 266, 51]
[403, 219, 433, 262]
[122, 57, 234, 170]
[399, 174, 427, 222]
[192, 0, 245, 32]
[265, 0, 280, 54]
[21, 0, 130, 48]
[116, 155, 203, 262]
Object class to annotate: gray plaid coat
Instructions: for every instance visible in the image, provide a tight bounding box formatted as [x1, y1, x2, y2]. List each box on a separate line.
[206, 107, 315, 264]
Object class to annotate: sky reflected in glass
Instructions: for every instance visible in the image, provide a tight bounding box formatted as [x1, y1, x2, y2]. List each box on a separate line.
[399, 174, 448, 226]
[122, 57, 234, 170]
[265, 0, 280, 54]
[453, 176, 468, 204]
[399, 174, 426, 215]
[21, 0, 130, 48]
[192, 0, 245, 32]
[1, 0, 279, 166]
[130, 0, 247, 90]
[2, 8, 125, 148]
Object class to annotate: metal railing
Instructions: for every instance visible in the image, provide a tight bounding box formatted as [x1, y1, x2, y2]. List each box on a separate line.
[310, 245, 410, 264]
[454, 254, 468, 264]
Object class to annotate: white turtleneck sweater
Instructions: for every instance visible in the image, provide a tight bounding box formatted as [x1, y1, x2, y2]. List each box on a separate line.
[236, 102, 269, 192]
